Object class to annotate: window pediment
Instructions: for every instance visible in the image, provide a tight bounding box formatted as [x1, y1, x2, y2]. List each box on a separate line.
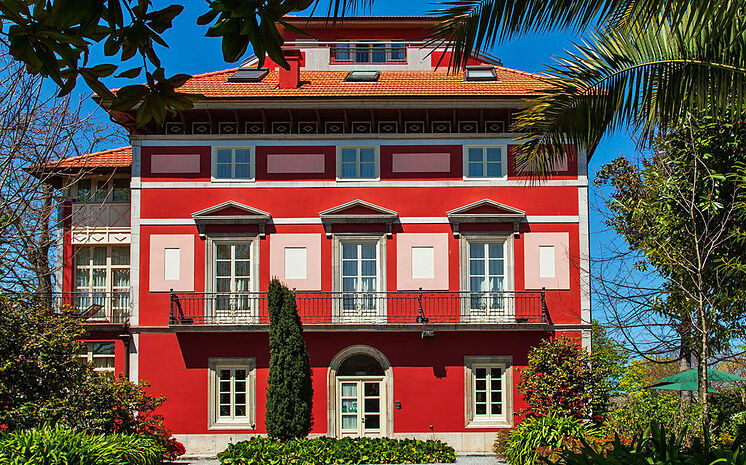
[319, 200, 398, 238]
[447, 199, 525, 237]
[192, 201, 271, 238]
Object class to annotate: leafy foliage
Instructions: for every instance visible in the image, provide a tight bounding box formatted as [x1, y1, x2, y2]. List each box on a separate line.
[0, 296, 184, 460]
[497, 413, 608, 465]
[265, 279, 313, 440]
[0, 425, 163, 465]
[217, 436, 456, 464]
[556, 422, 746, 465]
[517, 336, 614, 422]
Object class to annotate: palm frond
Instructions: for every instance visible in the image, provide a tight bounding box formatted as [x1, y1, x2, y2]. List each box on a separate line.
[427, 0, 716, 71]
[512, 5, 746, 178]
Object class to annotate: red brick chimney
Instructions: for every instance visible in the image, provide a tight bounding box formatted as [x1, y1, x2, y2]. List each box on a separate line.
[278, 49, 302, 89]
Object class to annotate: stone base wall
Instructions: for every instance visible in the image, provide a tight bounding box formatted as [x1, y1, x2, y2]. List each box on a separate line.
[174, 432, 498, 458]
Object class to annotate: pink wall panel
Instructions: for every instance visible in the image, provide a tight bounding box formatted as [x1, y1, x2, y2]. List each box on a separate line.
[523, 232, 570, 290]
[266, 154, 326, 173]
[150, 154, 202, 174]
[396, 233, 449, 290]
[268, 233, 322, 290]
[391, 152, 451, 173]
[149, 234, 196, 292]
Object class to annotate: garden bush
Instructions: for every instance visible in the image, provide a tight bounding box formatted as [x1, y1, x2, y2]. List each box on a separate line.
[556, 422, 746, 465]
[217, 436, 456, 464]
[497, 413, 608, 465]
[0, 425, 164, 465]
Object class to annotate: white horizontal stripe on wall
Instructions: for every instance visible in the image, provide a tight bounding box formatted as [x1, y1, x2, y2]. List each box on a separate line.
[139, 215, 579, 226]
[139, 179, 587, 188]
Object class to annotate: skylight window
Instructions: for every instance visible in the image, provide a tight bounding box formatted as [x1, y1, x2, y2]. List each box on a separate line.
[345, 70, 380, 82]
[465, 66, 497, 82]
[227, 68, 269, 83]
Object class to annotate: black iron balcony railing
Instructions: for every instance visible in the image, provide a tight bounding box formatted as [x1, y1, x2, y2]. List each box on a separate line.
[169, 290, 546, 326]
[52, 291, 131, 325]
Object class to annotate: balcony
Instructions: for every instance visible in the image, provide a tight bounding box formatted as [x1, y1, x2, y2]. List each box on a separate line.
[52, 291, 130, 326]
[169, 290, 547, 329]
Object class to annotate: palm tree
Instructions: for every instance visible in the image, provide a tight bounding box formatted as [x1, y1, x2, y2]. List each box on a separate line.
[429, 0, 746, 176]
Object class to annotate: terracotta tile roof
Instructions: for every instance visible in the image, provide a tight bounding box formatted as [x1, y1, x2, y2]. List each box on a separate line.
[176, 66, 551, 98]
[41, 146, 132, 170]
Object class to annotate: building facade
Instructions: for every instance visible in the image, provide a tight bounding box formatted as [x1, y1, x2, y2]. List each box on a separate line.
[44, 17, 591, 455]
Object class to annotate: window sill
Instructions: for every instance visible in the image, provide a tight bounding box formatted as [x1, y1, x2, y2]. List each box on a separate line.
[462, 176, 508, 181]
[210, 178, 256, 183]
[465, 419, 512, 429]
[335, 178, 380, 182]
[208, 422, 254, 431]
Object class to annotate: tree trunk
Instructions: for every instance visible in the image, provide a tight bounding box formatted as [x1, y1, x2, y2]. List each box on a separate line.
[697, 303, 709, 446]
[680, 330, 693, 404]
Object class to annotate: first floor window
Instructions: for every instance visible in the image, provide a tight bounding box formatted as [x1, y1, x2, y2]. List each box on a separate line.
[212, 240, 253, 318]
[74, 177, 130, 202]
[465, 356, 511, 427]
[467, 239, 506, 311]
[209, 358, 255, 428]
[79, 342, 115, 374]
[74, 246, 130, 319]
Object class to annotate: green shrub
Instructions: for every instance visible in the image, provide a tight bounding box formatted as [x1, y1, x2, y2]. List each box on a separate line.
[265, 279, 314, 440]
[500, 413, 607, 465]
[558, 422, 746, 465]
[217, 436, 456, 464]
[0, 425, 164, 465]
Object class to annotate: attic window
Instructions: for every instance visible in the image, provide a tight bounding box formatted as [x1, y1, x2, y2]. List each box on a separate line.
[345, 70, 380, 82]
[465, 66, 497, 82]
[227, 68, 268, 83]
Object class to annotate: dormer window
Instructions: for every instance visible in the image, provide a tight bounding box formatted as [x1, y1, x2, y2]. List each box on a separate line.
[333, 43, 407, 64]
[465, 66, 497, 82]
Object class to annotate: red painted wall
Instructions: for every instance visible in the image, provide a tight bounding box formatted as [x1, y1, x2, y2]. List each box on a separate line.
[139, 331, 547, 435]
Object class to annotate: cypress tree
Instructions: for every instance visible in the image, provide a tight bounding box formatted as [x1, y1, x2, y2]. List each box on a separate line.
[265, 279, 313, 439]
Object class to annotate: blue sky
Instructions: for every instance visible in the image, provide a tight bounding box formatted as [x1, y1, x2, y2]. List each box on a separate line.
[80, 0, 645, 326]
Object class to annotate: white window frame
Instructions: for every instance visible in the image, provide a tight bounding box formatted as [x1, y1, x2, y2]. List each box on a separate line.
[74, 245, 130, 320]
[463, 145, 508, 180]
[212, 146, 255, 182]
[79, 342, 116, 373]
[336, 146, 380, 181]
[208, 357, 256, 429]
[459, 233, 514, 320]
[464, 356, 513, 428]
[72, 176, 131, 203]
[331, 234, 387, 323]
[205, 235, 260, 323]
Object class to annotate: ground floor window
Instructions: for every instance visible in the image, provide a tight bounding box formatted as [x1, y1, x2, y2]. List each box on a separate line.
[464, 356, 513, 427]
[79, 342, 115, 374]
[208, 358, 255, 429]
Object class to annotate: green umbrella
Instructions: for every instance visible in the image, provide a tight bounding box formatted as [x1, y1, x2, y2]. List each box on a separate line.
[647, 368, 745, 392]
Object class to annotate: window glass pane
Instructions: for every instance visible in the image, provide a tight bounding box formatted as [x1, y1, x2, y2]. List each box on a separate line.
[235, 261, 251, 277]
[342, 243, 357, 259]
[216, 245, 231, 260]
[359, 149, 375, 163]
[92, 247, 107, 265]
[355, 44, 370, 62]
[217, 149, 232, 164]
[486, 163, 502, 177]
[475, 368, 487, 379]
[76, 269, 90, 288]
[341, 164, 357, 178]
[468, 163, 483, 177]
[341, 149, 357, 163]
[390, 44, 406, 61]
[235, 164, 251, 179]
[470, 277, 485, 292]
[216, 164, 232, 179]
[486, 147, 501, 162]
[360, 244, 376, 259]
[371, 44, 386, 63]
[93, 342, 115, 355]
[468, 148, 484, 162]
[489, 260, 504, 276]
[341, 383, 357, 397]
[216, 278, 231, 292]
[342, 277, 357, 292]
[113, 270, 130, 288]
[342, 261, 357, 276]
[359, 163, 375, 178]
[112, 179, 130, 202]
[488, 243, 503, 259]
[470, 243, 485, 259]
[470, 259, 485, 276]
[235, 149, 251, 163]
[111, 246, 129, 265]
[94, 181, 109, 202]
[361, 261, 376, 277]
[335, 43, 351, 61]
[234, 243, 251, 260]
[76, 179, 91, 201]
[489, 277, 504, 292]
[491, 403, 502, 415]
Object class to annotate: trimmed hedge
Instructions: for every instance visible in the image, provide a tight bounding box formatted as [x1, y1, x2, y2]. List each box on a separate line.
[0, 425, 164, 465]
[217, 436, 457, 464]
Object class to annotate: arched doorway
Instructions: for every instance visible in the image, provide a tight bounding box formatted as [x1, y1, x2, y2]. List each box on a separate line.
[328, 345, 393, 437]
